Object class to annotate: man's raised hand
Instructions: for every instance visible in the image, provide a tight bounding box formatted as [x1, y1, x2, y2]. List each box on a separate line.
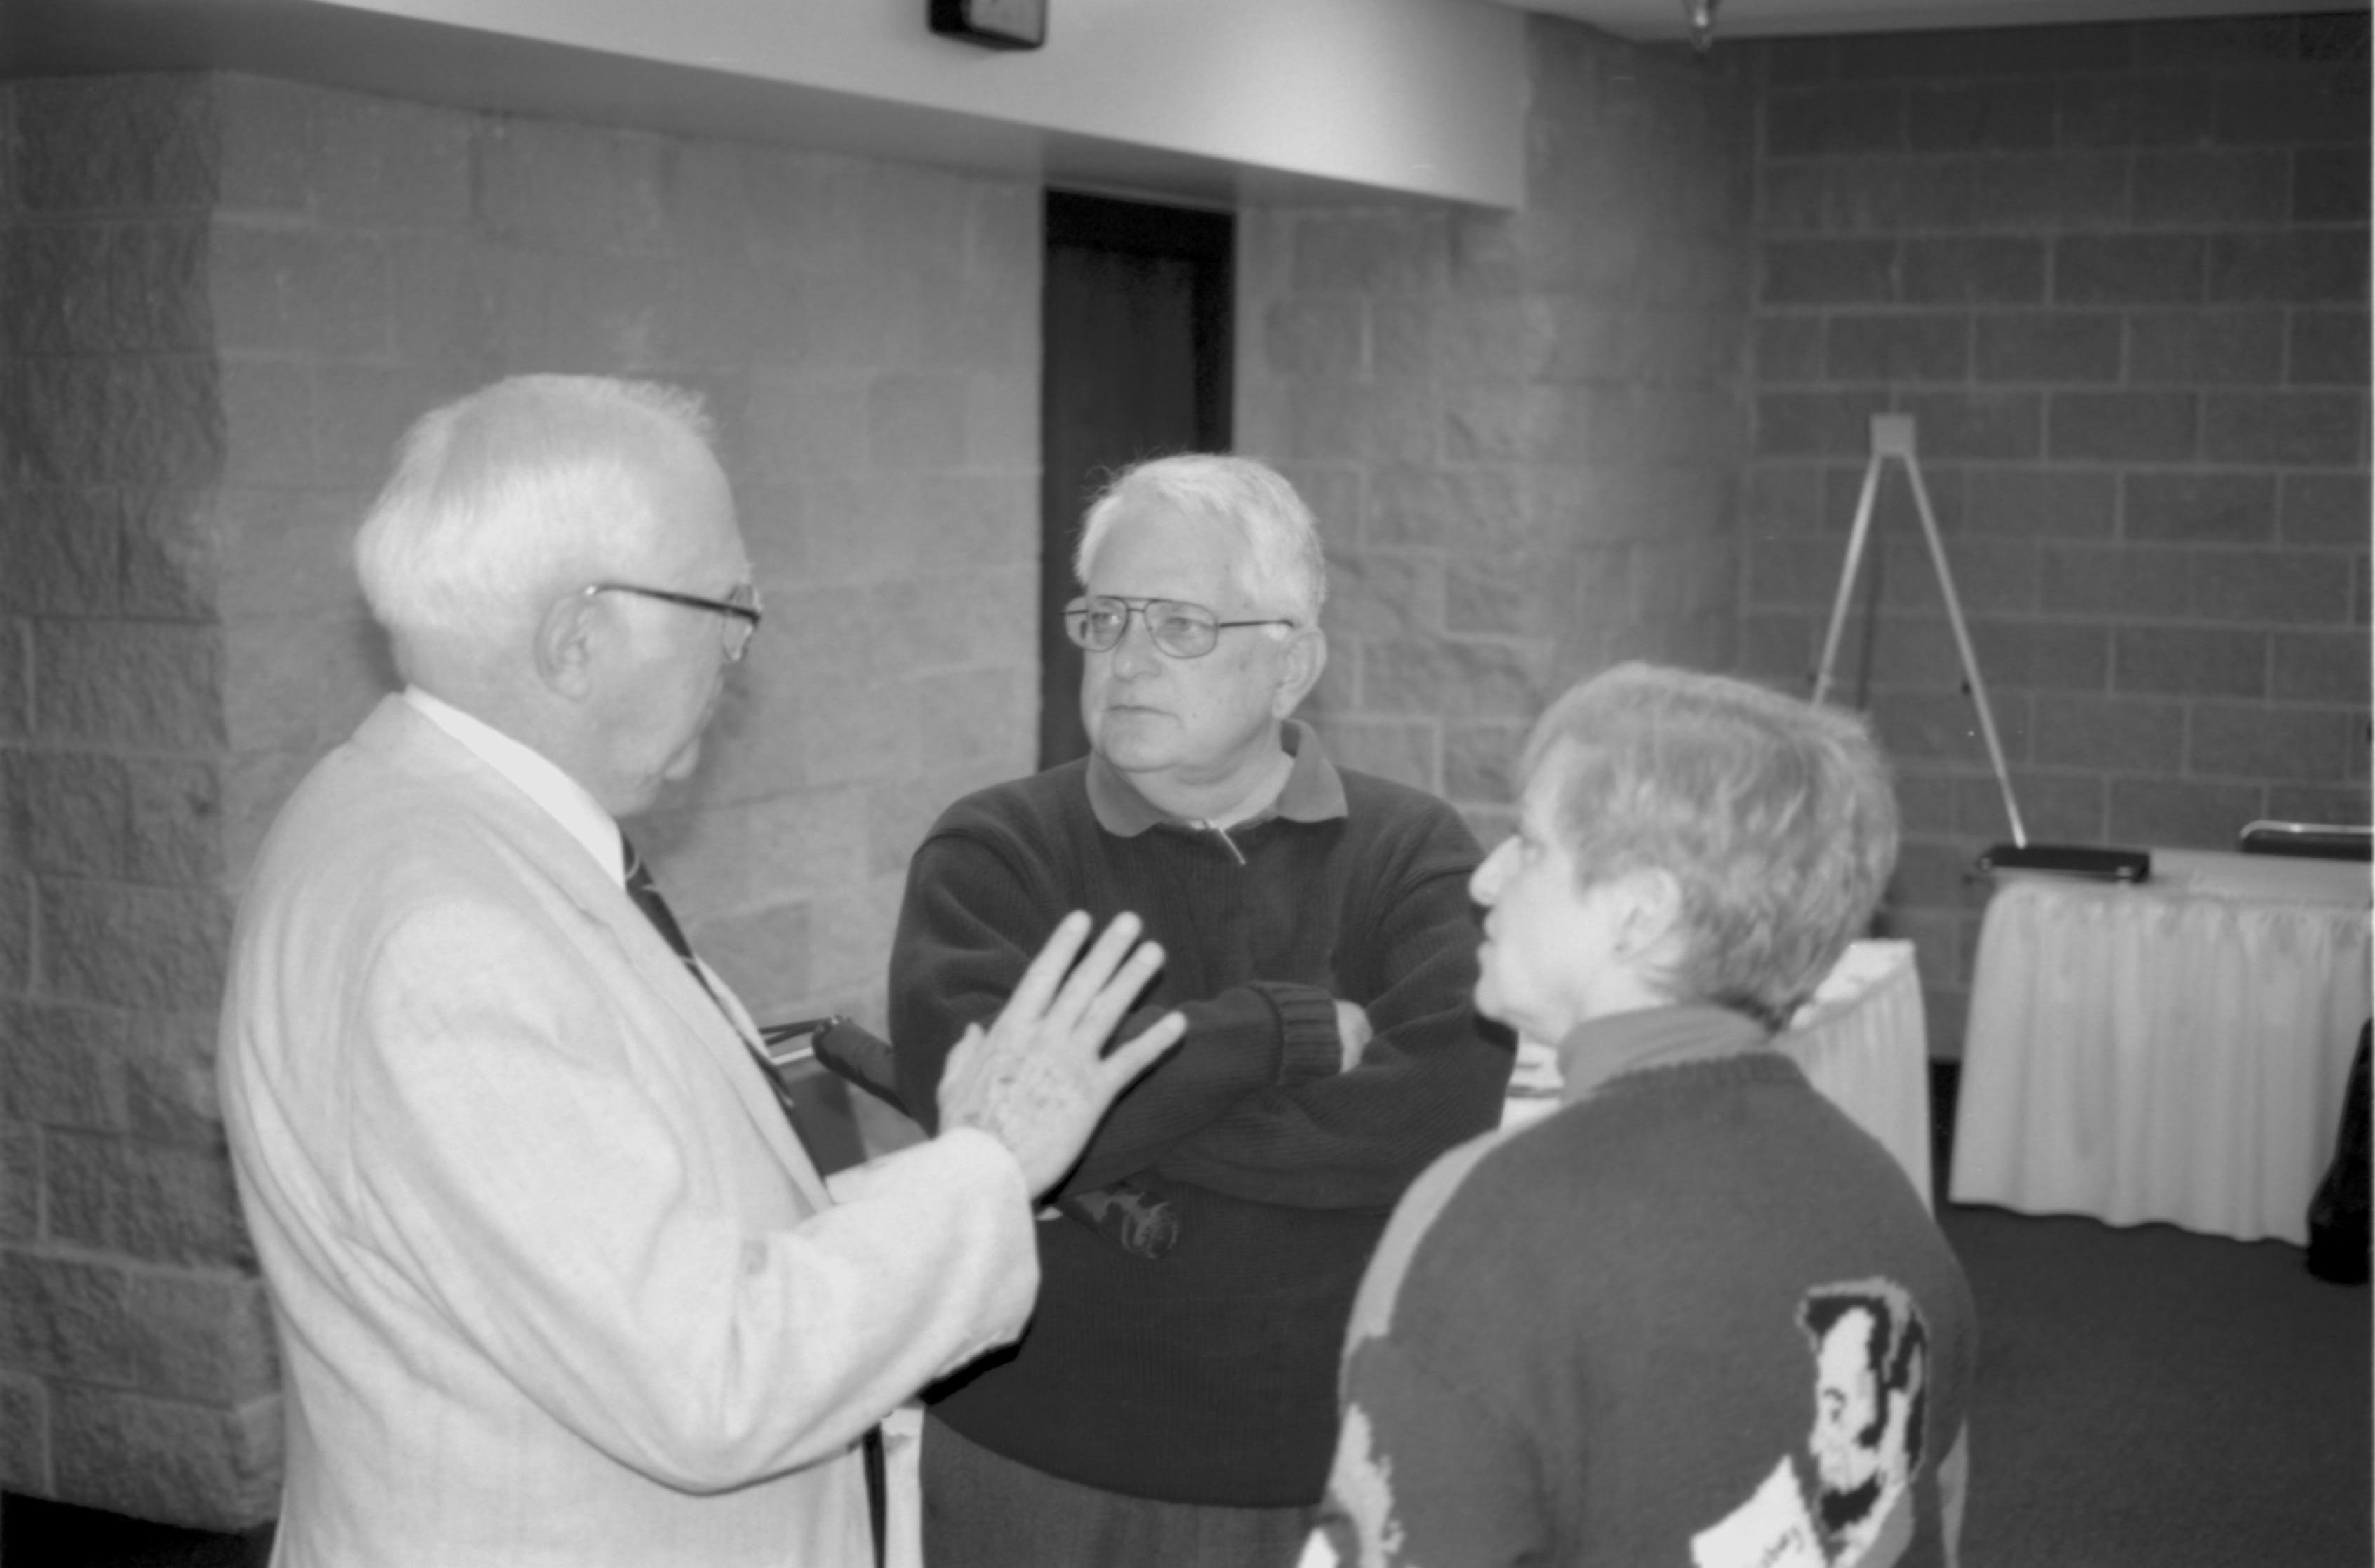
[938, 911, 1184, 1197]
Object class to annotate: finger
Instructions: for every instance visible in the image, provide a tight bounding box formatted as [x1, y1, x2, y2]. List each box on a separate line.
[1098, 1009, 1185, 1091]
[1042, 910, 1147, 1030]
[1068, 937, 1167, 1049]
[1004, 910, 1093, 1027]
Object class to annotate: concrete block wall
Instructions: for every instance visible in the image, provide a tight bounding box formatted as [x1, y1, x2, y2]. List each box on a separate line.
[1238, 16, 1758, 842]
[1, 71, 1040, 1527]
[1736, 13, 2372, 1052]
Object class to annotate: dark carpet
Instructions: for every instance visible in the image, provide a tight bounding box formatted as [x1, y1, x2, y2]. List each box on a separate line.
[6, 1204, 2367, 1567]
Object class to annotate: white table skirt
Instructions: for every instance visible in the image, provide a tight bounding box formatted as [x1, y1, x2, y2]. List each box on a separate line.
[1950, 850, 2373, 1245]
[1501, 938, 1933, 1207]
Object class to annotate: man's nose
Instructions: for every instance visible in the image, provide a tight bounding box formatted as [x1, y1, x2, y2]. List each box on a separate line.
[1470, 840, 1509, 905]
[1110, 610, 1165, 675]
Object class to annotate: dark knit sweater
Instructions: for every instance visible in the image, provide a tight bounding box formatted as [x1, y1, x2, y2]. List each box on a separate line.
[887, 731, 1510, 1506]
[1311, 1006, 1978, 1567]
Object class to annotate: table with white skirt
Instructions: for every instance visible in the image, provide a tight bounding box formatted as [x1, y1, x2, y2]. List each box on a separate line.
[1950, 849, 2373, 1245]
[1502, 938, 1933, 1208]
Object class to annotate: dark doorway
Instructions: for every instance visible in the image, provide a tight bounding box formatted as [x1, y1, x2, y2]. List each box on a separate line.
[1037, 190, 1234, 770]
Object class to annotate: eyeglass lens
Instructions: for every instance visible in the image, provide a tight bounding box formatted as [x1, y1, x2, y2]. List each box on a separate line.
[1065, 598, 1220, 658]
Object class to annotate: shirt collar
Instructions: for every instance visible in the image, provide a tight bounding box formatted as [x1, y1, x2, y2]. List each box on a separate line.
[1554, 1003, 1771, 1105]
[403, 686, 627, 884]
[1086, 718, 1348, 837]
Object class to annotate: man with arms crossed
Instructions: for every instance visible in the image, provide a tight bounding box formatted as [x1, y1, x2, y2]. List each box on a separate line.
[890, 454, 1510, 1567]
[218, 376, 1182, 1568]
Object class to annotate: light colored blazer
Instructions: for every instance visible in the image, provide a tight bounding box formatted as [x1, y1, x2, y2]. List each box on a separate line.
[220, 696, 1036, 1567]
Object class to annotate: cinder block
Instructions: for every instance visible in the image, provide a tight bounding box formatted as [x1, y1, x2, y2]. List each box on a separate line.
[1901, 390, 2043, 460]
[2038, 541, 2193, 616]
[0, 488, 120, 617]
[1446, 545, 1568, 639]
[2136, 15, 2301, 67]
[2128, 309, 2287, 385]
[2123, 472, 2278, 543]
[2274, 628, 2373, 703]
[1317, 719, 1439, 794]
[1867, 687, 2030, 766]
[1901, 237, 2044, 305]
[4, 226, 115, 354]
[1840, 22, 2131, 78]
[0, 622, 27, 743]
[2268, 783, 2374, 823]
[1969, 618, 2110, 690]
[1443, 719, 1529, 806]
[43, 1131, 251, 1268]
[2201, 391, 2365, 467]
[2054, 234, 2206, 305]
[2113, 625, 2269, 696]
[32, 622, 225, 750]
[2294, 145, 2371, 224]
[1963, 152, 2128, 230]
[867, 373, 967, 470]
[0, 998, 133, 1131]
[2131, 149, 2290, 227]
[1759, 237, 1898, 305]
[2055, 74, 2214, 149]
[1827, 312, 1970, 382]
[1906, 79, 2058, 152]
[1755, 389, 1891, 458]
[11, 359, 223, 488]
[2278, 472, 2371, 545]
[2214, 68, 2370, 148]
[1962, 467, 2117, 538]
[302, 91, 473, 229]
[1753, 315, 1825, 382]
[1, 1122, 41, 1241]
[0, 1367, 49, 1491]
[2190, 702, 2357, 780]
[1289, 211, 1450, 295]
[2029, 693, 2186, 769]
[122, 1011, 225, 1148]
[14, 79, 218, 215]
[1762, 85, 1907, 159]
[2287, 310, 2371, 386]
[2047, 391, 2197, 461]
[476, 117, 668, 251]
[48, 1382, 281, 1531]
[40, 882, 232, 1016]
[2188, 548, 2356, 625]
[913, 667, 1030, 775]
[1331, 548, 1444, 640]
[1974, 312, 2120, 383]
[1265, 298, 1367, 381]
[2108, 776, 2267, 849]
[1368, 637, 1548, 722]
[120, 486, 220, 622]
[2207, 231, 2370, 305]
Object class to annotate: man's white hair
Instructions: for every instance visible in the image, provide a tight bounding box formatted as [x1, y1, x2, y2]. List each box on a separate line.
[1072, 453, 1328, 625]
[352, 375, 715, 679]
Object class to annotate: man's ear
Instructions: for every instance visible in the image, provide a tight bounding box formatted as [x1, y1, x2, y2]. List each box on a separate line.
[535, 588, 600, 700]
[1611, 868, 1686, 967]
[1271, 626, 1327, 719]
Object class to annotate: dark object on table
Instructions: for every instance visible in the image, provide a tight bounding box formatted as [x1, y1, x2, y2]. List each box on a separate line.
[2240, 820, 2374, 861]
[2306, 1021, 2371, 1285]
[1976, 842, 2152, 882]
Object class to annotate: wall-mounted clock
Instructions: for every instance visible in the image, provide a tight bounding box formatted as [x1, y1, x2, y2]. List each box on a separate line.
[929, 0, 1046, 51]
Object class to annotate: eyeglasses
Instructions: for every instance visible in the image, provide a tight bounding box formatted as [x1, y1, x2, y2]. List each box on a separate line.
[1063, 595, 1297, 660]
[586, 580, 765, 663]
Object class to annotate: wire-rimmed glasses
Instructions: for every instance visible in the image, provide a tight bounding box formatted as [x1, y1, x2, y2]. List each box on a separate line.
[1063, 595, 1295, 660]
[586, 580, 765, 663]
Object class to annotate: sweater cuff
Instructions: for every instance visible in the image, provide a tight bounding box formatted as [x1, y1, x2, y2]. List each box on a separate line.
[1250, 981, 1343, 1084]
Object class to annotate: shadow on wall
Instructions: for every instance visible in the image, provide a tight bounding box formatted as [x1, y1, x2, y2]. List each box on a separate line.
[0, 1496, 276, 1567]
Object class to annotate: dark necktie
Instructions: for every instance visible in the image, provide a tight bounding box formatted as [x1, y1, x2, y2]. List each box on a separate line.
[621, 834, 808, 1129]
[620, 833, 889, 1567]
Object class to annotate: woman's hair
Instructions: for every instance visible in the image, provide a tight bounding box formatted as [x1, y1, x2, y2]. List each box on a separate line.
[1522, 662, 1900, 1030]
[1073, 453, 1327, 625]
[352, 375, 714, 677]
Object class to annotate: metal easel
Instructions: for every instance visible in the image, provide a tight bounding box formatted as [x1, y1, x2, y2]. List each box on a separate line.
[1811, 415, 2030, 851]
